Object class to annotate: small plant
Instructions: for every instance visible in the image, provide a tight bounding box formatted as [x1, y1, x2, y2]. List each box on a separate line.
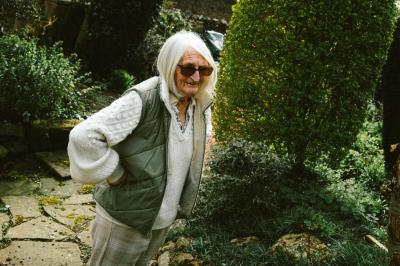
[108, 69, 135, 93]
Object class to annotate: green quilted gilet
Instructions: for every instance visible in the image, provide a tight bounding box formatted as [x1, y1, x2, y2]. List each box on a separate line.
[93, 80, 170, 234]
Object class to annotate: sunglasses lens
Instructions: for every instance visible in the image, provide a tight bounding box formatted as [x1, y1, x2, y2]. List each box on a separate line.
[178, 65, 213, 77]
[199, 67, 213, 76]
[181, 67, 196, 77]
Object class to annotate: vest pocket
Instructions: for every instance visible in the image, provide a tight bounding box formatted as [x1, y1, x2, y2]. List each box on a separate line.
[94, 175, 165, 211]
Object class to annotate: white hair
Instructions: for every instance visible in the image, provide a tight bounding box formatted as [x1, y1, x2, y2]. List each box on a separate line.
[156, 31, 217, 100]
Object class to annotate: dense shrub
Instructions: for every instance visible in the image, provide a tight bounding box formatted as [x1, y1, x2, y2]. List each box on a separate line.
[108, 69, 135, 93]
[195, 139, 294, 222]
[336, 104, 385, 191]
[214, 0, 397, 166]
[133, 8, 191, 79]
[83, 0, 162, 76]
[0, 35, 85, 121]
[197, 137, 387, 235]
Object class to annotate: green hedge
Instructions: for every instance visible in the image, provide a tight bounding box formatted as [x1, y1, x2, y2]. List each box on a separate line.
[214, 0, 397, 166]
[0, 35, 85, 121]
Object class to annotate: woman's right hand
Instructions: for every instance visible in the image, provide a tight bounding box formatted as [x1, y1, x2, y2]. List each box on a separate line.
[107, 171, 129, 186]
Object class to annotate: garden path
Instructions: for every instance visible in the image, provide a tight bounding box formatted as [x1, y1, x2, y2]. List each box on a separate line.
[0, 150, 191, 266]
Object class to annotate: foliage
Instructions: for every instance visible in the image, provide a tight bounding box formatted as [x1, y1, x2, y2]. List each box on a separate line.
[168, 221, 270, 266]
[168, 219, 387, 266]
[108, 69, 136, 93]
[84, 0, 163, 76]
[0, 35, 86, 121]
[189, 133, 388, 264]
[214, 0, 397, 166]
[195, 139, 293, 222]
[196, 134, 387, 239]
[327, 240, 388, 266]
[134, 8, 192, 79]
[335, 103, 385, 190]
[0, 0, 46, 35]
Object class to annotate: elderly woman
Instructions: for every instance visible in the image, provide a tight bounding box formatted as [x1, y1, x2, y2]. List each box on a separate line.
[67, 31, 217, 266]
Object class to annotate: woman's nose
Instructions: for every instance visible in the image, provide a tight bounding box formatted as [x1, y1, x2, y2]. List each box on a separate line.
[191, 70, 200, 81]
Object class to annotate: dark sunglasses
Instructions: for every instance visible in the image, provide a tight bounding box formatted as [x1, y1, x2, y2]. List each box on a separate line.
[177, 64, 213, 77]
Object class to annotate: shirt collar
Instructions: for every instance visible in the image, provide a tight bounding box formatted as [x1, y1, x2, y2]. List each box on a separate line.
[169, 93, 196, 107]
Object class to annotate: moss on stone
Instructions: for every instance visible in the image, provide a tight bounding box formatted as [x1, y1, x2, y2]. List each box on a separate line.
[38, 196, 62, 206]
[78, 184, 94, 194]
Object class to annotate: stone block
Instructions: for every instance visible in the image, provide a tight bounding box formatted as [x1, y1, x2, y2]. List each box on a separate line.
[35, 150, 70, 178]
[25, 119, 80, 151]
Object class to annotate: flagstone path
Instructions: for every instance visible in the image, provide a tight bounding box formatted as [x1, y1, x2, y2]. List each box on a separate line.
[0, 151, 192, 266]
[0, 173, 92, 265]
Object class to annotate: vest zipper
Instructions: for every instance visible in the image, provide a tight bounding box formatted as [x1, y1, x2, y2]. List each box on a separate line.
[188, 102, 212, 215]
[147, 107, 170, 236]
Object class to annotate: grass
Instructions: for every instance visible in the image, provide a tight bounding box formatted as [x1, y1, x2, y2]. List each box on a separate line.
[166, 219, 388, 266]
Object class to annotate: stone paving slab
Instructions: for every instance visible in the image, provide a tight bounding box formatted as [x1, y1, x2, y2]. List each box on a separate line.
[6, 216, 74, 240]
[0, 179, 40, 197]
[35, 150, 70, 178]
[77, 219, 94, 247]
[39, 178, 83, 198]
[0, 241, 82, 266]
[63, 193, 94, 205]
[43, 204, 95, 228]
[1, 196, 41, 222]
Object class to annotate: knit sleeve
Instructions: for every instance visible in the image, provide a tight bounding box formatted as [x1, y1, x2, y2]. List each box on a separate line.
[67, 91, 142, 184]
[205, 106, 212, 141]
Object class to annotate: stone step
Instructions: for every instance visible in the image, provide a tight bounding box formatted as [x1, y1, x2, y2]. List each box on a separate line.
[35, 150, 71, 178]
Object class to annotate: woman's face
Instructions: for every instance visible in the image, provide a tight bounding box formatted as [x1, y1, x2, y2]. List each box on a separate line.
[174, 48, 211, 99]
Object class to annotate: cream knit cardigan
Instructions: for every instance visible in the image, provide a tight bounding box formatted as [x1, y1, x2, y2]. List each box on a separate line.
[68, 87, 212, 229]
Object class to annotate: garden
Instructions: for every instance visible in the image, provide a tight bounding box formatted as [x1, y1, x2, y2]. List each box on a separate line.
[0, 0, 399, 265]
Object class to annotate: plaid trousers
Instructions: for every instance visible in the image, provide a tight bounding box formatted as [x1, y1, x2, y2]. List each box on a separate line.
[89, 209, 170, 266]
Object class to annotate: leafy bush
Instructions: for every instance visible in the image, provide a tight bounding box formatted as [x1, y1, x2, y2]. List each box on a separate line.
[108, 69, 135, 93]
[133, 8, 191, 79]
[337, 104, 385, 191]
[214, 0, 397, 166]
[195, 139, 293, 223]
[198, 138, 387, 234]
[0, 35, 86, 121]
